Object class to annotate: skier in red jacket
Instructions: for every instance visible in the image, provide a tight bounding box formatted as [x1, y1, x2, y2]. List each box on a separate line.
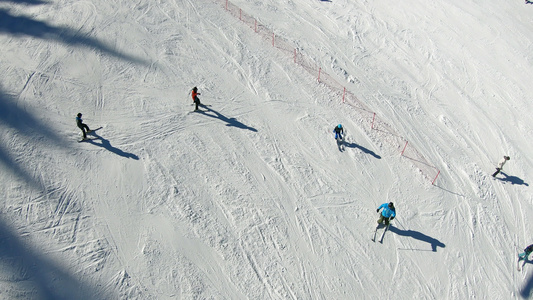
[191, 87, 201, 111]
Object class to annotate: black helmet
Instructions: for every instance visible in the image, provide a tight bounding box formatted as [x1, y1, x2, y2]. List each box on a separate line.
[77, 113, 82, 117]
[388, 202, 394, 208]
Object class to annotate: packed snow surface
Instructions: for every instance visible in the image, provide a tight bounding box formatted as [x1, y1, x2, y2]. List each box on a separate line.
[1, 0, 533, 299]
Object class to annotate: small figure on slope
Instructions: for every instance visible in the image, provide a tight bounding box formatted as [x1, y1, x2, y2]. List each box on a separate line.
[191, 86, 202, 111]
[519, 244, 533, 261]
[518, 244, 533, 271]
[333, 124, 344, 142]
[377, 202, 396, 226]
[492, 155, 510, 178]
[76, 113, 91, 140]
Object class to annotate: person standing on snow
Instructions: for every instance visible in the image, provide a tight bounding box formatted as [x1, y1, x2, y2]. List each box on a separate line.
[492, 155, 510, 177]
[191, 86, 201, 111]
[377, 202, 396, 226]
[333, 124, 344, 141]
[76, 113, 91, 140]
[519, 244, 533, 260]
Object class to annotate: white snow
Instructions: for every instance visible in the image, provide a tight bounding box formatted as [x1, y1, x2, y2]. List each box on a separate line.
[1, 0, 533, 298]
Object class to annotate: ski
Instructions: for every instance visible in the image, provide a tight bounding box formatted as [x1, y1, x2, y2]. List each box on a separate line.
[372, 224, 384, 242]
[379, 224, 390, 243]
[372, 225, 379, 242]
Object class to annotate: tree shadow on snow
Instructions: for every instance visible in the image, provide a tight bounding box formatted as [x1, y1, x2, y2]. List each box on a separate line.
[0, 0, 47, 4]
[0, 87, 68, 191]
[85, 132, 139, 160]
[343, 141, 381, 159]
[389, 226, 446, 252]
[496, 172, 529, 186]
[196, 106, 258, 132]
[0, 217, 110, 300]
[0, 8, 150, 66]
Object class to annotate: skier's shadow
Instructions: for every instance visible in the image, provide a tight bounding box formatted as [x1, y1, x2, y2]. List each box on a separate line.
[343, 141, 381, 159]
[197, 106, 258, 132]
[389, 226, 445, 252]
[86, 133, 139, 160]
[521, 260, 533, 298]
[496, 172, 529, 186]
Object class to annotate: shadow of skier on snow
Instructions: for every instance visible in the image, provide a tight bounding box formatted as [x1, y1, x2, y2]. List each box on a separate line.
[496, 172, 529, 186]
[196, 106, 258, 132]
[521, 270, 533, 298]
[86, 133, 139, 160]
[389, 226, 446, 252]
[343, 141, 381, 159]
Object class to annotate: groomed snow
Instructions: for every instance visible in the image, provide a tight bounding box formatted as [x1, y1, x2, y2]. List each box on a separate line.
[1, 0, 533, 299]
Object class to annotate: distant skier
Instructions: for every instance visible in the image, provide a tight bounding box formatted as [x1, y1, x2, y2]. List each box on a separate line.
[333, 124, 344, 141]
[76, 113, 91, 140]
[519, 244, 533, 261]
[191, 86, 202, 111]
[376, 202, 396, 226]
[492, 156, 510, 177]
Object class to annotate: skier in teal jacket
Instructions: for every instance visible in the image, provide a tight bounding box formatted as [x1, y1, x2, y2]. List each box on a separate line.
[377, 202, 396, 225]
[519, 244, 533, 260]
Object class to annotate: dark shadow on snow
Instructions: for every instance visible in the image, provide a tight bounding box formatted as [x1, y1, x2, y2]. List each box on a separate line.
[0, 8, 150, 66]
[343, 141, 381, 159]
[496, 172, 529, 186]
[389, 226, 446, 252]
[0, 217, 109, 300]
[0, 87, 67, 191]
[521, 268, 533, 298]
[0, 143, 45, 191]
[85, 132, 139, 160]
[196, 106, 258, 132]
[0, 0, 47, 4]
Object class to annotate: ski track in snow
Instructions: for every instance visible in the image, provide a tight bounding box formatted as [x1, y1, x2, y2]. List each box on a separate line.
[1, 0, 533, 298]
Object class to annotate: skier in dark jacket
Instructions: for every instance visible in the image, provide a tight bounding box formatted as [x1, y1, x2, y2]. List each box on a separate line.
[76, 113, 91, 140]
[519, 244, 533, 260]
[333, 124, 343, 141]
[377, 202, 396, 226]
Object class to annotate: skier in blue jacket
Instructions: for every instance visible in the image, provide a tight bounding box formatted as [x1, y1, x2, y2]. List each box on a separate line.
[377, 202, 396, 226]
